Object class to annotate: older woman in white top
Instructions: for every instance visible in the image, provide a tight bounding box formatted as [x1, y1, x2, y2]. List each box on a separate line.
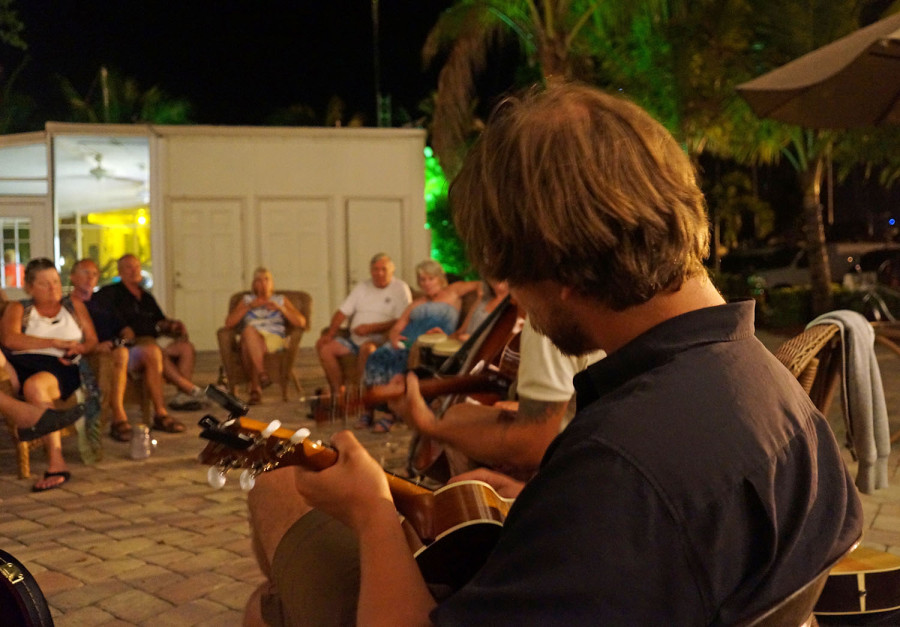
[0, 258, 97, 491]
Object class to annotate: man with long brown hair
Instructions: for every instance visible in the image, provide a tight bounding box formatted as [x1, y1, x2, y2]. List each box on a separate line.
[248, 83, 862, 625]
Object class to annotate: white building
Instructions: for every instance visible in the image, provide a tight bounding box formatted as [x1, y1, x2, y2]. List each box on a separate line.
[0, 123, 430, 350]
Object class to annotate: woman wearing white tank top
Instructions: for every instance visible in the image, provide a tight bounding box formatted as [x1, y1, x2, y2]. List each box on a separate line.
[0, 258, 97, 491]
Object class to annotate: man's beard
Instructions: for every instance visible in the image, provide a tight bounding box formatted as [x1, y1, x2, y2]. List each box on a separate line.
[528, 308, 592, 357]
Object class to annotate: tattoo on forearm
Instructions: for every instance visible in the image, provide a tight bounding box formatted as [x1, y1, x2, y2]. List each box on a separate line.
[517, 398, 569, 424]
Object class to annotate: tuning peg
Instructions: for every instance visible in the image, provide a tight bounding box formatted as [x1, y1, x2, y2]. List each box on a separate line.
[261, 420, 282, 439]
[290, 427, 311, 444]
[240, 469, 257, 491]
[207, 466, 227, 489]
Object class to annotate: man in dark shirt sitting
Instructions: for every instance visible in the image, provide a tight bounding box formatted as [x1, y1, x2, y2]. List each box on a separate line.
[71, 258, 185, 437]
[248, 82, 863, 625]
[94, 254, 206, 415]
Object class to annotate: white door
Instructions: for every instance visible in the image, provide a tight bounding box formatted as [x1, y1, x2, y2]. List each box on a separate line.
[170, 198, 244, 351]
[259, 197, 330, 333]
[346, 198, 405, 289]
[0, 197, 52, 300]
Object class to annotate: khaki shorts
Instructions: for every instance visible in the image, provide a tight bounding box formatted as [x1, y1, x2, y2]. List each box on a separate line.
[259, 329, 287, 354]
[262, 509, 360, 627]
[235, 329, 286, 354]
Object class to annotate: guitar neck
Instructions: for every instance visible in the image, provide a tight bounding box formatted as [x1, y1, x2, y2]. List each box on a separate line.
[232, 417, 432, 500]
[364, 372, 508, 406]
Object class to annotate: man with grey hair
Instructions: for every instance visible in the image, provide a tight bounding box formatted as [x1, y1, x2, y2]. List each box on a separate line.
[315, 253, 412, 395]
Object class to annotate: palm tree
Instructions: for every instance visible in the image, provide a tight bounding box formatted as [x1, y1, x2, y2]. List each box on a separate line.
[0, 0, 31, 134]
[724, 0, 879, 314]
[60, 66, 192, 125]
[605, 0, 887, 315]
[423, 0, 608, 177]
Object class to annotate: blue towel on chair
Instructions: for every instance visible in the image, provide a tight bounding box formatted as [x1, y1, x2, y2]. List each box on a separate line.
[808, 310, 889, 494]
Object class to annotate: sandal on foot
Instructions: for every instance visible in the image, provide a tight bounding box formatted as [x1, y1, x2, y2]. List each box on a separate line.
[17, 404, 85, 442]
[371, 417, 394, 434]
[354, 413, 373, 430]
[259, 373, 273, 389]
[32, 470, 71, 492]
[109, 420, 132, 442]
[152, 414, 186, 433]
[249, 389, 262, 405]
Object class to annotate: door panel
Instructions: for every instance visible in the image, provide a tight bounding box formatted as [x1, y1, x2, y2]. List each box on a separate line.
[258, 197, 330, 333]
[346, 198, 405, 289]
[170, 198, 243, 351]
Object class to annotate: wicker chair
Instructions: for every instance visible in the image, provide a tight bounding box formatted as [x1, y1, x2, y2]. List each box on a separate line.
[216, 290, 312, 401]
[773, 323, 842, 415]
[331, 289, 481, 387]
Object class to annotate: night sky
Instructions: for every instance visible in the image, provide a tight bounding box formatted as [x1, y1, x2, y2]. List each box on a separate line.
[12, 0, 452, 125]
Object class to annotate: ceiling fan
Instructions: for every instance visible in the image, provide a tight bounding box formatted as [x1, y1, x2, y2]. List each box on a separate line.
[89, 153, 110, 180]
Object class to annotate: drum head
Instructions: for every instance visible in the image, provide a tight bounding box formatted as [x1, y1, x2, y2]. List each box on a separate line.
[433, 338, 463, 357]
[416, 333, 447, 348]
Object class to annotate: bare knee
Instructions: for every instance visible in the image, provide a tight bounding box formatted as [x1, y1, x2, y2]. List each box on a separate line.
[22, 373, 60, 406]
[247, 469, 313, 567]
[320, 339, 350, 364]
[111, 345, 129, 368]
[165, 339, 196, 361]
[132, 343, 163, 373]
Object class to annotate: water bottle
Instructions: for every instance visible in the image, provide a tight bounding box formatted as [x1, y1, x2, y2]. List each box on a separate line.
[130, 424, 157, 460]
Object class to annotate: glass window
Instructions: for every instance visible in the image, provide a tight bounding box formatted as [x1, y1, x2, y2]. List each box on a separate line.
[53, 135, 151, 286]
[0, 218, 30, 288]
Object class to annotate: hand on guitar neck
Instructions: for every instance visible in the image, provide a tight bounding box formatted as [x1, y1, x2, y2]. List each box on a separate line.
[386, 371, 441, 436]
[198, 415, 514, 592]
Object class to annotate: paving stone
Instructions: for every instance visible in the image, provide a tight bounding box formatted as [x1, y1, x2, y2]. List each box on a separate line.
[194, 610, 243, 627]
[86, 536, 161, 559]
[54, 530, 110, 550]
[67, 556, 148, 584]
[33, 569, 83, 595]
[0, 518, 45, 535]
[165, 549, 243, 575]
[155, 571, 235, 604]
[205, 580, 256, 611]
[51, 580, 132, 610]
[142, 598, 230, 627]
[54, 605, 117, 626]
[121, 568, 186, 594]
[131, 546, 196, 566]
[28, 546, 99, 569]
[98, 588, 173, 623]
[17, 523, 84, 544]
[213, 556, 260, 582]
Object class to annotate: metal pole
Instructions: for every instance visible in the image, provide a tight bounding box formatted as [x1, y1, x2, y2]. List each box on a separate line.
[371, 0, 386, 127]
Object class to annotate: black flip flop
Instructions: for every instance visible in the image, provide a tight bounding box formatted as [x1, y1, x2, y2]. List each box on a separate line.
[32, 470, 71, 492]
[17, 404, 85, 442]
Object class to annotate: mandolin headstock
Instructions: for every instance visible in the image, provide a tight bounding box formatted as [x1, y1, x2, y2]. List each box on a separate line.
[198, 415, 337, 490]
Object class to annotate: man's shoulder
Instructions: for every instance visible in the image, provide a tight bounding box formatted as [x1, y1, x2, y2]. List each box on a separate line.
[96, 282, 126, 297]
[386, 278, 411, 294]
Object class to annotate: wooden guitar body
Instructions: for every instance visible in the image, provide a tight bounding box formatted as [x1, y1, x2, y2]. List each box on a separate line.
[815, 546, 900, 617]
[198, 416, 513, 592]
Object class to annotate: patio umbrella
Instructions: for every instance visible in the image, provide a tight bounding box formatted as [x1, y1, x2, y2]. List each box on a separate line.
[737, 12, 900, 128]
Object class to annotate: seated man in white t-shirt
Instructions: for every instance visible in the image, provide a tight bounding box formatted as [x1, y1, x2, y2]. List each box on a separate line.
[315, 253, 412, 395]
